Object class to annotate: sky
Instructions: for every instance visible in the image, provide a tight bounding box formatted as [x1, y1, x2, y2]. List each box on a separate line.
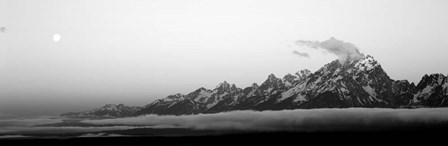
[1, 0, 448, 117]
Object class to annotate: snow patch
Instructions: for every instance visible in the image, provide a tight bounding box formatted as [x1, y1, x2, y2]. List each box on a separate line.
[333, 68, 341, 76]
[333, 75, 343, 81]
[339, 87, 348, 93]
[265, 87, 274, 93]
[443, 82, 448, 88]
[206, 100, 219, 109]
[219, 92, 228, 98]
[247, 89, 256, 97]
[285, 82, 292, 87]
[413, 86, 435, 102]
[356, 97, 364, 105]
[197, 90, 212, 100]
[353, 75, 359, 81]
[293, 94, 307, 102]
[279, 82, 307, 102]
[346, 69, 352, 74]
[421, 86, 434, 95]
[362, 86, 377, 99]
[356, 56, 378, 72]
[168, 101, 179, 108]
[315, 77, 322, 83]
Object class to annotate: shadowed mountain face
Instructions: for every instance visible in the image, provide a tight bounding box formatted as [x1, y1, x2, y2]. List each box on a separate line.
[62, 55, 448, 117]
[61, 104, 141, 118]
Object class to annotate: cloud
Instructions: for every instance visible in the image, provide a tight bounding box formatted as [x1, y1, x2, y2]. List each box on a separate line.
[296, 37, 364, 63]
[82, 108, 448, 132]
[0, 26, 5, 33]
[292, 50, 310, 58]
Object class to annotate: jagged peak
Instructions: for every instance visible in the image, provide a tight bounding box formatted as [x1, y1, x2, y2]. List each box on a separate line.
[392, 80, 413, 89]
[352, 54, 380, 72]
[268, 73, 277, 79]
[188, 87, 208, 96]
[358, 54, 376, 63]
[315, 60, 340, 74]
[104, 104, 115, 107]
[429, 73, 446, 77]
[230, 84, 238, 90]
[265, 73, 282, 83]
[215, 81, 231, 89]
[258, 73, 284, 90]
[284, 73, 294, 77]
[418, 73, 447, 86]
[103, 104, 128, 108]
[283, 73, 297, 81]
[395, 80, 410, 84]
[96, 103, 134, 112]
[340, 53, 365, 65]
[295, 69, 311, 80]
[167, 93, 185, 99]
[251, 83, 259, 88]
[196, 87, 207, 91]
[415, 73, 448, 89]
[421, 73, 447, 80]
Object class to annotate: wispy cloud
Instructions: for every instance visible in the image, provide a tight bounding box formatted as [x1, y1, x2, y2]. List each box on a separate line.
[292, 50, 310, 58]
[0, 26, 5, 33]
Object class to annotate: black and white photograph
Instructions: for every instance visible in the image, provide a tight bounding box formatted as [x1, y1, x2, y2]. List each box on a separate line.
[1, 0, 448, 145]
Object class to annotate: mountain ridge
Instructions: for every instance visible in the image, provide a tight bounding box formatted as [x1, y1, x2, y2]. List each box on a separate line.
[62, 54, 448, 117]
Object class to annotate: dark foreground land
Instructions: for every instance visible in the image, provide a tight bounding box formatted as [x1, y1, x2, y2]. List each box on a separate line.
[2, 131, 448, 146]
[2, 125, 448, 146]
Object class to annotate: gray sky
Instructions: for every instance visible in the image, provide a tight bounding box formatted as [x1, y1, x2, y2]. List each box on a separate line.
[1, 0, 448, 117]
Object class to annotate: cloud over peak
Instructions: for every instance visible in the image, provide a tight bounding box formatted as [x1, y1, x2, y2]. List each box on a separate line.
[295, 37, 364, 63]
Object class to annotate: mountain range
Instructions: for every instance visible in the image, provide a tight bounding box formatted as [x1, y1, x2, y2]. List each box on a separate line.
[61, 54, 448, 118]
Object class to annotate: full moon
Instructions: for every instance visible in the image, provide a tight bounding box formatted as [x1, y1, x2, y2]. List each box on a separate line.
[53, 34, 61, 42]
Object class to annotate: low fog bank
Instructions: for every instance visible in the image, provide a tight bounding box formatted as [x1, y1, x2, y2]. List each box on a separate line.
[0, 116, 136, 134]
[0, 116, 62, 128]
[2, 108, 448, 134]
[84, 108, 448, 132]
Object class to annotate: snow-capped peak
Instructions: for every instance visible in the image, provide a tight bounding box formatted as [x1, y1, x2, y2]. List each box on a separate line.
[354, 55, 379, 72]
